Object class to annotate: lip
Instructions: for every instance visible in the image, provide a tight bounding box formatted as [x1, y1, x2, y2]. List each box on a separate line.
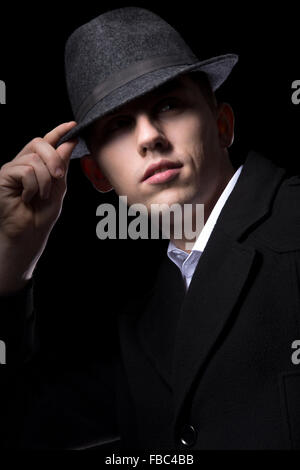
[141, 160, 183, 184]
[144, 167, 182, 185]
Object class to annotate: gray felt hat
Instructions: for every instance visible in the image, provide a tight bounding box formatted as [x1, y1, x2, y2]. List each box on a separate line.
[56, 7, 239, 159]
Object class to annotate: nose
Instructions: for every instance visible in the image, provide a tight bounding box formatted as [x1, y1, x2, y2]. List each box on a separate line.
[136, 114, 169, 156]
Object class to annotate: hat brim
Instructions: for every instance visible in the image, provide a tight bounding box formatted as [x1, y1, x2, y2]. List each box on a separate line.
[56, 53, 238, 159]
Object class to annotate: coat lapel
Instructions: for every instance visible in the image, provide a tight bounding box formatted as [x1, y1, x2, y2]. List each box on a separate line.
[170, 151, 287, 425]
[171, 230, 257, 424]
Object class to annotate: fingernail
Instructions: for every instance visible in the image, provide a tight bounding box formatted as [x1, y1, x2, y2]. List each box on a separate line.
[55, 169, 64, 178]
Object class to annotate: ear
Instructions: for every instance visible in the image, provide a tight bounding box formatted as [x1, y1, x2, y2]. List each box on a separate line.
[216, 102, 235, 148]
[80, 155, 113, 193]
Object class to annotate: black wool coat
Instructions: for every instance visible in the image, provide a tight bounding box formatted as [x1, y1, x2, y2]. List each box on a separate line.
[1, 150, 300, 450]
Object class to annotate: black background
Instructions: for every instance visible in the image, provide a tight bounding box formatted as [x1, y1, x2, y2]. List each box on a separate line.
[1, 1, 299, 368]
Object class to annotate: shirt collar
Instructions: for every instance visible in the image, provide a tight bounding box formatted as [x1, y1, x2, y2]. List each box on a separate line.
[167, 164, 243, 256]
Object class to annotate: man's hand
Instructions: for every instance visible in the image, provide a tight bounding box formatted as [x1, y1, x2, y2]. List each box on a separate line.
[0, 121, 78, 295]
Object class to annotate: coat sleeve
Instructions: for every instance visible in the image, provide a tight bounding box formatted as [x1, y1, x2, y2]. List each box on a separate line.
[0, 278, 37, 364]
[0, 277, 120, 450]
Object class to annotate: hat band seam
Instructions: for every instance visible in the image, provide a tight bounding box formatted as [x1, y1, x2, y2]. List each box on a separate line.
[75, 54, 198, 122]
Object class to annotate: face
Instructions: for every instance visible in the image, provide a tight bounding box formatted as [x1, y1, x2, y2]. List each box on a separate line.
[87, 74, 234, 213]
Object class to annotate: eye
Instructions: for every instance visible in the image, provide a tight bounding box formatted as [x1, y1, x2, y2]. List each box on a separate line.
[156, 97, 181, 114]
[106, 117, 132, 134]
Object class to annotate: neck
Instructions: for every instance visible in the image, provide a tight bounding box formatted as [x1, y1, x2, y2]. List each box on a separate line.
[170, 156, 235, 253]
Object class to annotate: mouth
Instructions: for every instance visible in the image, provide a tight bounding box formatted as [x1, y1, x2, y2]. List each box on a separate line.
[141, 160, 183, 185]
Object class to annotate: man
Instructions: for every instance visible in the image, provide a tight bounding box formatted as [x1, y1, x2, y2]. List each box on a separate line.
[0, 7, 300, 450]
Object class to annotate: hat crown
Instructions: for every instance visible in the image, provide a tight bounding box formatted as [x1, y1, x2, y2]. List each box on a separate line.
[64, 7, 198, 116]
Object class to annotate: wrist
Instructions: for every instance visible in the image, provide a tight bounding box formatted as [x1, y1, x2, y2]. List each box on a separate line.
[0, 278, 32, 296]
[0, 235, 36, 296]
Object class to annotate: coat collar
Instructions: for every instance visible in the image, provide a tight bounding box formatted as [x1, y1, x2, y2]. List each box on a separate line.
[135, 151, 287, 415]
[215, 150, 287, 240]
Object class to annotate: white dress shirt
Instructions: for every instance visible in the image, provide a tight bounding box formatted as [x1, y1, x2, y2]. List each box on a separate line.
[167, 165, 243, 290]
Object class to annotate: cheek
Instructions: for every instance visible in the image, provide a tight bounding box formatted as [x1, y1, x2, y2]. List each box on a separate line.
[169, 115, 207, 166]
[183, 114, 219, 161]
[97, 143, 140, 194]
[173, 114, 207, 145]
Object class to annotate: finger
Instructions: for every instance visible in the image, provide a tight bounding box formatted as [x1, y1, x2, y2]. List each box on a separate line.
[15, 122, 77, 161]
[15, 138, 67, 179]
[1, 164, 39, 204]
[43, 121, 77, 147]
[8, 153, 53, 200]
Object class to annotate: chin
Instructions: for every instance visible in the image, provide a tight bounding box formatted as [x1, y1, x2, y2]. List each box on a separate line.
[147, 188, 193, 210]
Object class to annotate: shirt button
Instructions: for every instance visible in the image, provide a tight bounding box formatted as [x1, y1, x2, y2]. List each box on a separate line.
[180, 424, 198, 447]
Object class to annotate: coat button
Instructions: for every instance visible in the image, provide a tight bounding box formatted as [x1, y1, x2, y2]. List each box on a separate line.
[180, 424, 197, 447]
